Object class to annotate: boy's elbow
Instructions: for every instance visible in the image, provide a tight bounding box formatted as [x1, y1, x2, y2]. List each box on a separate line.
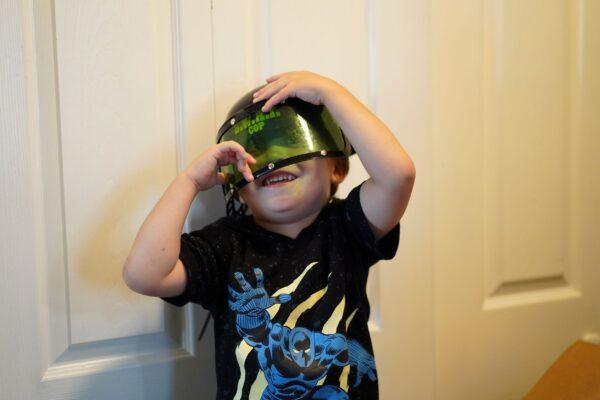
[402, 158, 416, 180]
[122, 261, 152, 295]
[388, 162, 415, 193]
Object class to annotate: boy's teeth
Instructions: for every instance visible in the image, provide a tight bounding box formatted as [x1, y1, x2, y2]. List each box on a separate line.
[264, 174, 296, 186]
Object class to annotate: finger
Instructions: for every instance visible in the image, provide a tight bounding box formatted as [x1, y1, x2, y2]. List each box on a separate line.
[252, 84, 271, 102]
[264, 297, 277, 309]
[354, 374, 363, 387]
[216, 143, 256, 181]
[233, 147, 257, 166]
[217, 140, 246, 156]
[212, 149, 236, 167]
[244, 170, 254, 183]
[236, 156, 248, 173]
[277, 293, 291, 304]
[368, 370, 376, 381]
[220, 142, 257, 167]
[229, 151, 242, 165]
[265, 72, 285, 83]
[213, 143, 244, 166]
[261, 87, 289, 112]
[216, 172, 227, 185]
[237, 158, 254, 182]
[232, 149, 255, 177]
[254, 79, 287, 104]
[234, 149, 252, 160]
[243, 159, 256, 181]
[254, 268, 264, 288]
[234, 271, 253, 292]
[228, 285, 240, 300]
[252, 86, 266, 98]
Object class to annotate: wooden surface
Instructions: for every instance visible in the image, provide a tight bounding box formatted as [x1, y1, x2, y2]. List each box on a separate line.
[525, 340, 600, 400]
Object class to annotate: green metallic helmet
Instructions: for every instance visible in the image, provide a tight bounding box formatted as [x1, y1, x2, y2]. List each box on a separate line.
[216, 84, 356, 216]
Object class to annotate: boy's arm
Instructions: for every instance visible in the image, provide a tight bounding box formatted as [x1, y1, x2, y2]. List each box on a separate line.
[322, 83, 415, 241]
[122, 172, 199, 296]
[253, 71, 414, 240]
[123, 141, 255, 298]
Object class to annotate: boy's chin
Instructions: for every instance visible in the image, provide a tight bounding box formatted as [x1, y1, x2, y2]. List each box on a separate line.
[259, 198, 300, 214]
[257, 193, 320, 216]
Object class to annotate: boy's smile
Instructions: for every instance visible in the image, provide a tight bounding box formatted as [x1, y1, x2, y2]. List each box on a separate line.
[237, 157, 345, 237]
[259, 169, 298, 188]
[240, 161, 317, 213]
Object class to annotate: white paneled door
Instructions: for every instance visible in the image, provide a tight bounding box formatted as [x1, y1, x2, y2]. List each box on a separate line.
[432, 0, 600, 399]
[2, 0, 598, 399]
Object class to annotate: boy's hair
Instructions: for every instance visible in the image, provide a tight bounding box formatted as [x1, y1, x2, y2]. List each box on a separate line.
[233, 155, 350, 203]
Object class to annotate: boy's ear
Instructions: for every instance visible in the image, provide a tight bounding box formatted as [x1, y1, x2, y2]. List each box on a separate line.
[330, 158, 347, 184]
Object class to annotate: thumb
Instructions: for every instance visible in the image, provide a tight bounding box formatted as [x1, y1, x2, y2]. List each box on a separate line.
[277, 294, 292, 304]
[368, 369, 376, 381]
[262, 296, 277, 309]
[216, 172, 227, 185]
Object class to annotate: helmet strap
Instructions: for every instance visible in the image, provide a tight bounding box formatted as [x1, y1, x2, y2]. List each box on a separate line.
[225, 188, 248, 216]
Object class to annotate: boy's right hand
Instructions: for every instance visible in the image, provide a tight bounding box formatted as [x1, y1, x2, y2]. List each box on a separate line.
[183, 141, 257, 191]
[228, 269, 292, 316]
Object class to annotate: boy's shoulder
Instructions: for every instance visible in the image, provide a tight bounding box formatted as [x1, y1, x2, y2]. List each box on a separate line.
[200, 213, 245, 232]
[185, 213, 243, 238]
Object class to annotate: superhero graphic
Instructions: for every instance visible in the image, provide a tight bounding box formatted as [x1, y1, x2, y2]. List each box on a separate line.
[228, 266, 377, 400]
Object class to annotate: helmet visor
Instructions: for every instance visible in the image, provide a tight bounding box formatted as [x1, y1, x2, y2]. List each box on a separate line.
[216, 101, 351, 191]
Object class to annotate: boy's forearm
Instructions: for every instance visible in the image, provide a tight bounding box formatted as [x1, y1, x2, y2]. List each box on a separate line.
[123, 172, 199, 291]
[322, 82, 415, 184]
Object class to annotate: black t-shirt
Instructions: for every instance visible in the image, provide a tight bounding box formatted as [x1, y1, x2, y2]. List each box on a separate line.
[161, 179, 400, 400]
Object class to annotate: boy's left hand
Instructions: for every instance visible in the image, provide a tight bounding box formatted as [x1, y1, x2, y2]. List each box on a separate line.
[252, 70, 340, 112]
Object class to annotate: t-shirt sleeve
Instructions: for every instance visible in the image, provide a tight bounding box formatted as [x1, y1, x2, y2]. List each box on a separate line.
[341, 179, 401, 267]
[160, 224, 227, 311]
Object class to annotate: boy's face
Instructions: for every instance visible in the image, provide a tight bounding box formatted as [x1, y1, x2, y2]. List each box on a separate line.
[237, 157, 344, 222]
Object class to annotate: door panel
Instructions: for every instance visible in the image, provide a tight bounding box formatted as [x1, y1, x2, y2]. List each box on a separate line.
[432, 0, 600, 398]
[28, 0, 217, 398]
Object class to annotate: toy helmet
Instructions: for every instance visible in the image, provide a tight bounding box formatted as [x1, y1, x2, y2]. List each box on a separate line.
[216, 84, 356, 216]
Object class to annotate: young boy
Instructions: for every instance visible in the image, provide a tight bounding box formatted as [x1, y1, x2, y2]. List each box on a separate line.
[123, 70, 415, 399]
